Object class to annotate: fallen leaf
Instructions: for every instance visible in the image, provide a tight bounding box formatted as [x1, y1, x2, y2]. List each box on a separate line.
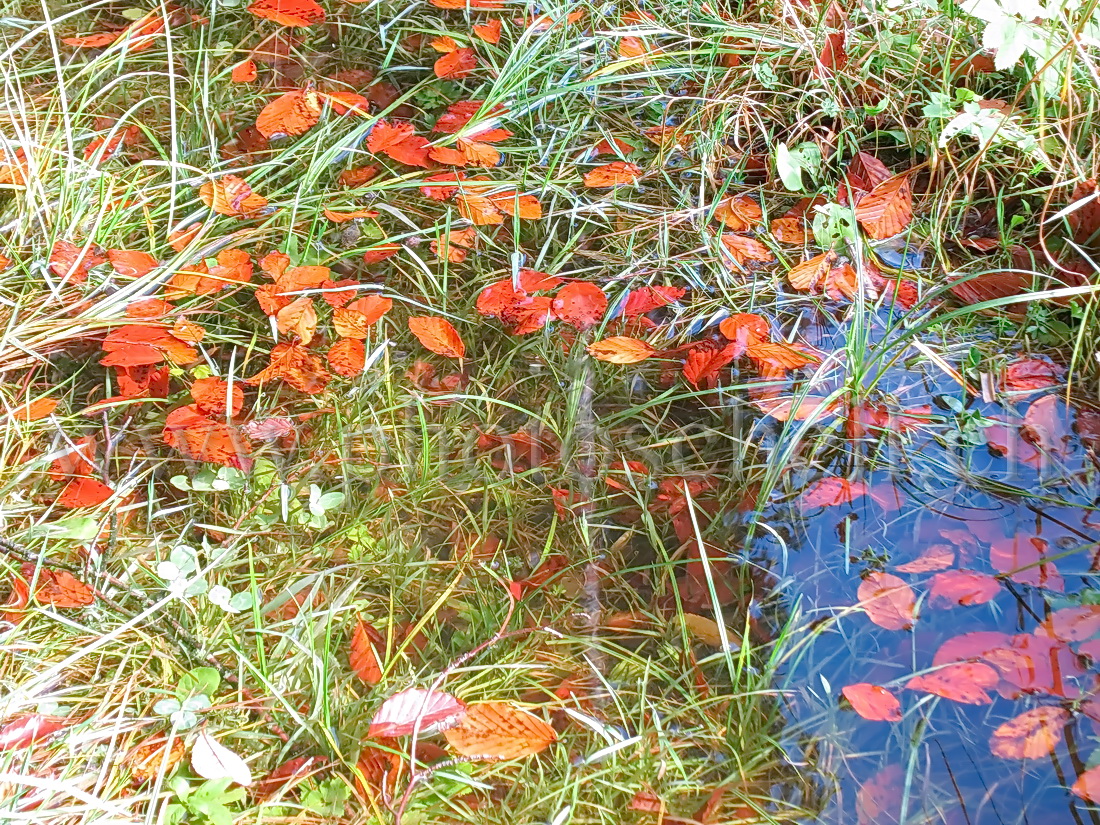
[199, 176, 268, 217]
[256, 88, 324, 138]
[125, 734, 187, 784]
[248, 0, 325, 27]
[408, 316, 465, 358]
[434, 47, 477, 79]
[1001, 358, 1065, 392]
[583, 161, 641, 187]
[928, 570, 1000, 608]
[191, 729, 253, 787]
[720, 233, 774, 267]
[246, 342, 331, 394]
[989, 707, 1068, 759]
[1073, 766, 1100, 803]
[989, 534, 1063, 592]
[905, 662, 999, 704]
[622, 285, 685, 316]
[10, 398, 58, 421]
[854, 173, 913, 239]
[842, 683, 902, 722]
[328, 338, 366, 378]
[191, 377, 244, 417]
[895, 544, 955, 573]
[1037, 606, 1100, 642]
[443, 701, 556, 759]
[473, 19, 502, 43]
[231, 59, 258, 83]
[350, 618, 384, 684]
[857, 571, 915, 631]
[552, 282, 607, 329]
[1022, 395, 1072, 456]
[0, 714, 69, 751]
[275, 296, 318, 344]
[713, 195, 763, 231]
[800, 477, 867, 508]
[368, 689, 466, 737]
[587, 336, 656, 364]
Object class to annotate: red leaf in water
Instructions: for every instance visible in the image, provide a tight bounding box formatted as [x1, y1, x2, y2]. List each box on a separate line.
[350, 618, 385, 684]
[990, 707, 1069, 759]
[1074, 766, 1100, 803]
[551, 283, 607, 329]
[682, 341, 739, 389]
[906, 662, 999, 704]
[1001, 358, 1065, 392]
[0, 714, 69, 750]
[933, 631, 1014, 667]
[622, 286, 685, 316]
[800, 477, 867, 508]
[1022, 395, 1072, 456]
[856, 764, 903, 825]
[990, 534, 1063, 592]
[1037, 606, 1100, 642]
[983, 633, 1085, 699]
[368, 689, 466, 737]
[927, 570, 1001, 608]
[857, 572, 916, 631]
[842, 683, 902, 721]
[895, 544, 955, 573]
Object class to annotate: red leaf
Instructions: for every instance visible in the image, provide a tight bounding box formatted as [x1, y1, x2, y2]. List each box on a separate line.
[857, 572, 915, 631]
[842, 683, 902, 722]
[989, 534, 1063, 592]
[622, 285, 685, 316]
[434, 47, 477, 79]
[983, 633, 1085, 699]
[1022, 395, 1072, 456]
[1036, 605, 1100, 642]
[800, 477, 867, 508]
[1074, 766, 1100, 803]
[933, 631, 1013, 667]
[368, 689, 466, 737]
[895, 544, 955, 573]
[551, 283, 607, 329]
[905, 662, 999, 704]
[367, 119, 414, 153]
[57, 477, 114, 509]
[854, 173, 913, 239]
[1001, 358, 1065, 392]
[0, 714, 69, 750]
[408, 316, 466, 358]
[682, 342, 739, 389]
[927, 570, 1000, 608]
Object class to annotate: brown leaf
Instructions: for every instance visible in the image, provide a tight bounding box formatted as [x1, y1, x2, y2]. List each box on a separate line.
[408, 316, 465, 358]
[713, 195, 763, 231]
[854, 173, 913, 239]
[443, 701, 556, 760]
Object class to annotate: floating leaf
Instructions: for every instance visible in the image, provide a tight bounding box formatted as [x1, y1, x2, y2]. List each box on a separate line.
[895, 544, 955, 573]
[928, 570, 1000, 608]
[1037, 605, 1100, 642]
[857, 571, 915, 631]
[587, 337, 656, 364]
[842, 683, 902, 722]
[990, 707, 1068, 759]
[191, 729, 253, 786]
[1073, 766, 1100, 803]
[408, 316, 465, 358]
[368, 689, 466, 737]
[443, 701, 556, 759]
[989, 534, 1063, 592]
[905, 662, 999, 704]
[800, 477, 867, 508]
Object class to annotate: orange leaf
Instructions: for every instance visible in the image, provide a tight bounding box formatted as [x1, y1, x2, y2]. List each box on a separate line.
[583, 161, 642, 188]
[989, 707, 1068, 760]
[328, 338, 367, 378]
[473, 19, 502, 43]
[551, 282, 607, 329]
[1074, 766, 1100, 803]
[720, 233, 774, 267]
[787, 251, 836, 291]
[905, 662, 998, 704]
[256, 89, 323, 138]
[162, 405, 252, 468]
[745, 342, 820, 379]
[895, 544, 955, 573]
[682, 341, 739, 389]
[458, 139, 501, 168]
[489, 191, 541, 219]
[857, 571, 915, 631]
[170, 320, 206, 344]
[247, 0, 326, 27]
[350, 618, 384, 684]
[339, 165, 381, 188]
[57, 477, 115, 509]
[191, 376, 244, 417]
[231, 59, 258, 83]
[246, 342, 331, 394]
[276, 296, 318, 344]
[323, 207, 378, 223]
[198, 176, 269, 217]
[367, 119, 415, 153]
[49, 240, 106, 284]
[713, 195, 762, 231]
[10, 398, 58, 421]
[586, 337, 656, 364]
[62, 31, 123, 47]
[348, 295, 393, 325]
[383, 136, 432, 168]
[432, 227, 477, 262]
[107, 249, 159, 278]
[168, 223, 202, 252]
[622, 285, 685, 316]
[24, 565, 96, 607]
[443, 701, 557, 760]
[854, 173, 913, 239]
[770, 216, 809, 245]
[408, 316, 465, 358]
[800, 477, 867, 508]
[434, 48, 477, 79]
[842, 683, 902, 722]
[457, 192, 503, 225]
[718, 313, 770, 354]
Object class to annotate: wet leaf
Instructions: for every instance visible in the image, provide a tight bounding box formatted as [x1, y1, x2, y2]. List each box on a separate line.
[583, 161, 642, 187]
[551, 282, 608, 329]
[720, 233, 774, 267]
[800, 477, 867, 508]
[1073, 766, 1100, 803]
[989, 707, 1068, 759]
[857, 572, 916, 631]
[443, 701, 556, 759]
[1037, 605, 1100, 642]
[1001, 358, 1065, 392]
[328, 338, 367, 378]
[248, 0, 325, 27]
[408, 316, 465, 358]
[191, 377, 244, 417]
[622, 285, 685, 316]
[989, 534, 1063, 592]
[587, 336, 656, 364]
[842, 683, 902, 722]
[682, 342, 739, 389]
[927, 570, 1000, 608]
[854, 173, 913, 239]
[256, 89, 324, 138]
[895, 544, 955, 573]
[275, 296, 318, 344]
[682, 613, 741, 648]
[1022, 395, 1072, 456]
[246, 342, 331, 394]
[905, 662, 999, 704]
[713, 195, 763, 231]
[368, 689, 466, 737]
[718, 313, 770, 353]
